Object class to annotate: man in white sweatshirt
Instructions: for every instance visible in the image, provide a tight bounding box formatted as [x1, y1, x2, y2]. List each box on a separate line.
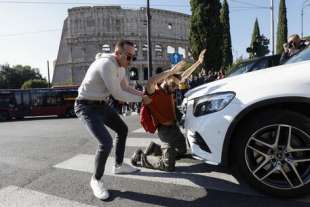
[75, 40, 148, 200]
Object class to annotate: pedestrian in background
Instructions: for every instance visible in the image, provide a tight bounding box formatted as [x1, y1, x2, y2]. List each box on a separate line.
[280, 34, 310, 64]
[75, 40, 148, 200]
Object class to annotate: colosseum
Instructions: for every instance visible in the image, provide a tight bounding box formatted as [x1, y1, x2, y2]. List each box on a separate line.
[52, 6, 190, 85]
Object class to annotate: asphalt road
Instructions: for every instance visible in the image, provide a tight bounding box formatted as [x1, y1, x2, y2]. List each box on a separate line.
[0, 115, 309, 207]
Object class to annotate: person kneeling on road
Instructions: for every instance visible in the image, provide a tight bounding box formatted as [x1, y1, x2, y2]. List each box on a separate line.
[131, 50, 206, 172]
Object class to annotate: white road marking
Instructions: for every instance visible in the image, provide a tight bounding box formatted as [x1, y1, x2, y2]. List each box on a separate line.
[132, 127, 185, 134]
[54, 154, 242, 191]
[0, 186, 96, 207]
[120, 137, 161, 147]
[132, 127, 147, 133]
[54, 154, 310, 202]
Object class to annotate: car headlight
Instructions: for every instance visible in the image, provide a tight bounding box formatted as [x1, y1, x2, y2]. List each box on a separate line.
[193, 92, 235, 117]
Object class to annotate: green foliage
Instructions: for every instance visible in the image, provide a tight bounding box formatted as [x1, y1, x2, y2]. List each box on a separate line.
[220, 0, 233, 68]
[21, 79, 48, 89]
[247, 19, 270, 58]
[189, 0, 223, 72]
[251, 18, 260, 47]
[276, 0, 288, 54]
[0, 64, 45, 89]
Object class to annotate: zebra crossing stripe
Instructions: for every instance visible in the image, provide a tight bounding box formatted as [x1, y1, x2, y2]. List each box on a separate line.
[53, 154, 310, 202]
[132, 127, 146, 133]
[119, 137, 161, 147]
[54, 154, 243, 191]
[0, 185, 95, 207]
[131, 127, 186, 134]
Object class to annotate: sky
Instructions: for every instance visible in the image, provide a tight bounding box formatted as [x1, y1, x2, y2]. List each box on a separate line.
[0, 0, 309, 80]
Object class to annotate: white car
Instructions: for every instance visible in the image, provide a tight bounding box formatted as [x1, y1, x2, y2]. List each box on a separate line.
[182, 47, 310, 197]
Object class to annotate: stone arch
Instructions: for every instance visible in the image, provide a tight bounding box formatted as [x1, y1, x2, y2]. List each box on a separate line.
[143, 67, 149, 80]
[134, 44, 138, 56]
[129, 67, 139, 80]
[155, 44, 163, 57]
[102, 44, 111, 53]
[142, 44, 148, 59]
[156, 67, 163, 74]
[178, 47, 185, 59]
[167, 45, 175, 54]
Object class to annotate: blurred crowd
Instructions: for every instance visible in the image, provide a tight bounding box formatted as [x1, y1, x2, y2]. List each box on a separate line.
[176, 69, 226, 105]
[187, 69, 225, 89]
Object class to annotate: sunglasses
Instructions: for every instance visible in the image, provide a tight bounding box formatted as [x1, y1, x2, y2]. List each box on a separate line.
[125, 54, 137, 62]
[288, 40, 298, 48]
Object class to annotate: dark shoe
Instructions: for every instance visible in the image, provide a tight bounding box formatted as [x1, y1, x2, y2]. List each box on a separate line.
[131, 149, 143, 167]
[144, 142, 162, 156]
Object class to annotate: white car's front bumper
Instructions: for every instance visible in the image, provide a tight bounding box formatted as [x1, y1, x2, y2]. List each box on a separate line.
[183, 98, 242, 165]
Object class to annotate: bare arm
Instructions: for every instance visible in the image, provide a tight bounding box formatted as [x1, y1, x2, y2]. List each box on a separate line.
[180, 61, 201, 82]
[181, 49, 206, 82]
[145, 61, 187, 95]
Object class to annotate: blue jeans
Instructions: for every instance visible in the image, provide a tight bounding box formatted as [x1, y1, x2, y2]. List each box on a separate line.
[74, 101, 128, 180]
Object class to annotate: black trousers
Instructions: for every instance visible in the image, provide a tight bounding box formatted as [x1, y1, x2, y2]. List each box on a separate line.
[75, 101, 128, 179]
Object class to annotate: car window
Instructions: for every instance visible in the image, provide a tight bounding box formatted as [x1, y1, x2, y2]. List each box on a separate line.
[284, 46, 310, 64]
[227, 61, 256, 77]
[252, 58, 269, 71]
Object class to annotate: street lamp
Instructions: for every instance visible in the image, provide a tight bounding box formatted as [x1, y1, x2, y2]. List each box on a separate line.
[301, 0, 310, 38]
[146, 0, 152, 80]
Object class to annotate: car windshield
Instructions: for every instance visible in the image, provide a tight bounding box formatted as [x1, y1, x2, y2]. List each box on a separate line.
[227, 61, 256, 77]
[284, 46, 310, 64]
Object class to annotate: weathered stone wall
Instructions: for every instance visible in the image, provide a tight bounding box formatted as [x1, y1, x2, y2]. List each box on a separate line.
[53, 6, 190, 85]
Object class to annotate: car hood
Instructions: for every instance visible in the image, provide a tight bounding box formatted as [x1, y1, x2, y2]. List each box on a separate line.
[185, 60, 310, 100]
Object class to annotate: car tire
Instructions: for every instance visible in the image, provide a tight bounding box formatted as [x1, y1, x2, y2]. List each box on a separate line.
[232, 109, 310, 197]
[66, 107, 76, 118]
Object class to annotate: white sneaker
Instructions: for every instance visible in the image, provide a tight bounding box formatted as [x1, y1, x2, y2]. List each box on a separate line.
[113, 163, 140, 174]
[90, 177, 109, 200]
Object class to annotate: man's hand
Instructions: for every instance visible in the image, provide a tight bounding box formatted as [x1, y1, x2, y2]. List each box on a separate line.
[142, 95, 152, 105]
[198, 49, 207, 63]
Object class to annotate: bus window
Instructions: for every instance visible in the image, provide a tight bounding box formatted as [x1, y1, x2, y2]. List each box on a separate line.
[22, 92, 30, 106]
[44, 92, 63, 106]
[0, 93, 13, 107]
[14, 92, 22, 105]
[31, 92, 44, 106]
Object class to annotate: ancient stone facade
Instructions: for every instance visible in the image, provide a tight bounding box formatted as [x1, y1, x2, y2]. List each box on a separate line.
[53, 6, 190, 85]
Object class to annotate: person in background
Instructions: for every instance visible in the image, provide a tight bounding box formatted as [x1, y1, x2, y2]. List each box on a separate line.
[280, 34, 310, 64]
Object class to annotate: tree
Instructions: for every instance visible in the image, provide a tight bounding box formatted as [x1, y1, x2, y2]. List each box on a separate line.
[247, 19, 269, 58]
[220, 0, 233, 68]
[252, 19, 261, 45]
[0, 64, 46, 89]
[276, 0, 288, 54]
[21, 79, 48, 89]
[189, 0, 223, 71]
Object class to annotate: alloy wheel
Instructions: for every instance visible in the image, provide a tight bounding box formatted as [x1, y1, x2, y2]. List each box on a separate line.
[245, 124, 310, 190]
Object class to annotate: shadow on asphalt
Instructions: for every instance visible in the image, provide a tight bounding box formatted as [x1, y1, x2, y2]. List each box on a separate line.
[129, 162, 258, 196]
[106, 188, 307, 207]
